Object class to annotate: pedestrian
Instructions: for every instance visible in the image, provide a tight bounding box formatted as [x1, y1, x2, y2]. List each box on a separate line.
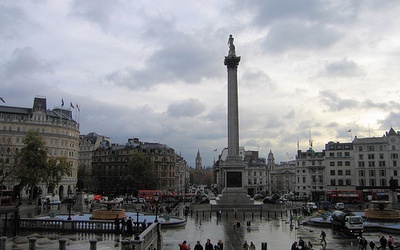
[298, 237, 305, 249]
[237, 220, 241, 229]
[369, 240, 376, 250]
[121, 217, 126, 234]
[320, 230, 327, 247]
[249, 241, 256, 250]
[127, 216, 133, 234]
[388, 235, 394, 250]
[194, 241, 203, 250]
[213, 245, 220, 250]
[217, 239, 223, 250]
[243, 240, 249, 250]
[179, 240, 190, 250]
[362, 237, 368, 250]
[291, 241, 298, 250]
[148, 243, 156, 250]
[205, 239, 213, 250]
[114, 215, 120, 233]
[380, 235, 387, 250]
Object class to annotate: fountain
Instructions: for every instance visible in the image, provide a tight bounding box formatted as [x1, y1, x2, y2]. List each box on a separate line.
[91, 201, 126, 220]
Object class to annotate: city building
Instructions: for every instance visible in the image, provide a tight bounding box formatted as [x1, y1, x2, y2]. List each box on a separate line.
[0, 96, 79, 199]
[91, 138, 190, 194]
[195, 150, 202, 170]
[79, 132, 110, 173]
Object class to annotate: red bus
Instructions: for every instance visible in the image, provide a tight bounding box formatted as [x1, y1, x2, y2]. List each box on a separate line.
[138, 190, 162, 202]
[0, 190, 13, 206]
[368, 189, 400, 201]
[326, 190, 363, 203]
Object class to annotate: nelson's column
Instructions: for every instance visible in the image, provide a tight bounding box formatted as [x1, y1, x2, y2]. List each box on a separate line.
[216, 35, 255, 207]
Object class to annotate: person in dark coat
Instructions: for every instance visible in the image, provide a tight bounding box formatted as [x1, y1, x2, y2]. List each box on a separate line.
[114, 215, 120, 233]
[205, 239, 213, 250]
[291, 241, 298, 250]
[380, 235, 388, 250]
[194, 241, 204, 250]
[126, 216, 133, 234]
[369, 240, 376, 250]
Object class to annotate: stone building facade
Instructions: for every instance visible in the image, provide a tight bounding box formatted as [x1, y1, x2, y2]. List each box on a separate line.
[0, 96, 79, 200]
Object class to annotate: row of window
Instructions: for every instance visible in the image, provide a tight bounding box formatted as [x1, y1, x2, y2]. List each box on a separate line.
[330, 170, 352, 175]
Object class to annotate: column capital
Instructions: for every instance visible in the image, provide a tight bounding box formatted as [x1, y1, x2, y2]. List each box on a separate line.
[224, 56, 241, 69]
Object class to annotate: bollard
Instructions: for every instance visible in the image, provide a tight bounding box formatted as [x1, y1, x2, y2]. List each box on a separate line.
[89, 238, 97, 250]
[261, 242, 267, 250]
[1, 236, 7, 249]
[243, 212, 245, 219]
[29, 237, 37, 250]
[121, 240, 130, 250]
[59, 238, 67, 250]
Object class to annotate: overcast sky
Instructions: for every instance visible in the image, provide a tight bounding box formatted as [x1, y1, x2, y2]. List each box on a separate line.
[1, 1, 400, 167]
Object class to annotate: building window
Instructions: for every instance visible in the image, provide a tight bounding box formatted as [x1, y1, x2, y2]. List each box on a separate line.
[360, 179, 366, 186]
[395, 170, 398, 176]
[380, 179, 387, 186]
[346, 179, 352, 185]
[368, 154, 375, 160]
[338, 161, 343, 166]
[302, 177, 306, 183]
[391, 153, 398, 159]
[394, 161, 397, 167]
[370, 179, 376, 186]
[379, 170, 386, 177]
[359, 146, 363, 151]
[330, 179, 336, 186]
[330, 162, 335, 166]
[369, 170, 375, 176]
[368, 161, 375, 167]
[345, 152, 350, 157]
[338, 179, 344, 185]
[379, 161, 386, 167]
[379, 154, 384, 160]
[392, 145, 396, 151]
[338, 170, 343, 176]
[345, 161, 351, 166]
[358, 162, 365, 168]
[337, 152, 343, 157]
[359, 170, 365, 177]
[367, 145, 375, 151]
[359, 154, 363, 160]
[329, 153, 334, 157]
[330, 170, 335, 175]
[345, 170, 351, 175]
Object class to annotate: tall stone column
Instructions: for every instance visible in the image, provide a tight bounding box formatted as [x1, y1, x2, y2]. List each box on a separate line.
[216, 35, 254, 207]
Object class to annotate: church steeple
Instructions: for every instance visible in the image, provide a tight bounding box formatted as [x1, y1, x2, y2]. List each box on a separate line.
[195, 150, 202, 170]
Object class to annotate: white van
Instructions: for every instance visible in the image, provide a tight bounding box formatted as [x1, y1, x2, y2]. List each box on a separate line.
[335, 202, 345, 210]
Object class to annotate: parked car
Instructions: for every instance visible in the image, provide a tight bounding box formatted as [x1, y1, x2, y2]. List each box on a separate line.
[306, 202, 318, 210]
[335, 202, 345, 210]
[254, 193, 265, 200]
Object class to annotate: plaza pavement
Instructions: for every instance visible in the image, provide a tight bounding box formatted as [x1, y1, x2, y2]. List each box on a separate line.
[10, 203, 400, 250]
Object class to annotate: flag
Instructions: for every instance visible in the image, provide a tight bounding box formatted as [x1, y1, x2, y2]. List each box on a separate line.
[0, 97, 5, 103]
[61, 98, 64, 107]
[214, 149, 217, 152]
[76, 103, 80, 111]
[70, 102, 75, 108]
[347, 129, 351, 132]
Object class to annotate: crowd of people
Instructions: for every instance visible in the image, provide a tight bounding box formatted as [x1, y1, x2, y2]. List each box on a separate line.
[179, 239, 225, 250]
[290, 230, 396, 250]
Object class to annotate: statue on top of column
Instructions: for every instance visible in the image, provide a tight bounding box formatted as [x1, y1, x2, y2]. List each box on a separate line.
[227, 34, 236, 56]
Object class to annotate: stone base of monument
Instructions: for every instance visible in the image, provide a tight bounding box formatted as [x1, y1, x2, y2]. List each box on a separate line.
[212, 188, 261, 211]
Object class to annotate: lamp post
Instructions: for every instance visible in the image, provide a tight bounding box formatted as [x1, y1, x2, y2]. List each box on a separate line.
[154, 192, 159, 222]
[133, 200, 142, 240]
[66, 191, 75, 220]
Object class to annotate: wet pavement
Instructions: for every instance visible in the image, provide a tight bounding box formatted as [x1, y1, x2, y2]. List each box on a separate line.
[9, 203, 400, 249]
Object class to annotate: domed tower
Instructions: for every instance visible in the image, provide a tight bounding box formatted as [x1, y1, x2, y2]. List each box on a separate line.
[195, 150, 202, 170]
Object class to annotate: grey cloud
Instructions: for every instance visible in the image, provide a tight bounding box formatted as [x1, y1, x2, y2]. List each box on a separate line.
[0, 4, 29, 39]
[319, 90, 358, 111]
[106, 30, 222, 89]
[242, 69, 276, 90]
[167, 98, 206, 118]
[284, 110, 295, 119]
[2, 47, 55, 79]
[361, 99, 400, 110]
[263, 20, 341, 53]
[321, 58, 363, 78]
[68, 0, 120, 31]
[378, 112, 400, 130]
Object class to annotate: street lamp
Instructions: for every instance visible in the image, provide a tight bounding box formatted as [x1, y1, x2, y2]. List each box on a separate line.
[66, 191, 75, 220]
[154, 192, 159, 223]
[133, 200, 142, 240]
